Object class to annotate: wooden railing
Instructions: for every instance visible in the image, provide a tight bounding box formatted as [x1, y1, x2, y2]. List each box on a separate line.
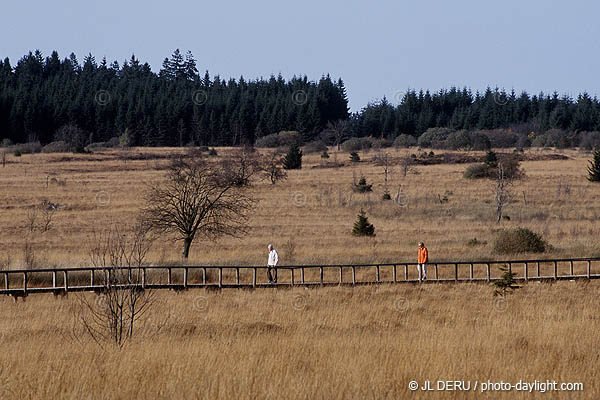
[2, 257, 599, 299]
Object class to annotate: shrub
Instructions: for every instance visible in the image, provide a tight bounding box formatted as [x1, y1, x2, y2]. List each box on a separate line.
[10, 141, 42, 155]
[283, 143, 302, 169]
[372, 138, 393, 149]
[394, 134, 417, 148]
[353, 176, 372, 193]
[445, 130, 471, 150]
[352, 209, 375, 237]
[1, 138, 12, 148]
[587, 148, 600, 182]
[464, 164, 494, 179]
[321, 150, 330, 159]
[303, 140, 327, 154]
[498, 154, 524, 180]
[54, 124, 88, 153]
[208, 148, 218, 156]
[341, 137, 373, 152]
[42, 141, 71, 153]
[417, 127, 453, 148]
[480, 129, 519, 148]
[381, 190, 392, 201]
[256, 131, 302, 148]
[579, 131, 600, 150]
[469, 131, 492, 150]
[484, 150, 498, 167]
[349, 152, 360, 162]
[493, 228, 546, 254]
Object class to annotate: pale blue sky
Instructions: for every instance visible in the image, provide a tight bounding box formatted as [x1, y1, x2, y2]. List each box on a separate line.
[1, 0, 598, 110]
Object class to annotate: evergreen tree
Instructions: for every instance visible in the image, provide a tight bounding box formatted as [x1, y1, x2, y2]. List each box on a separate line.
[283, 142, 302, 169]
[587, 148, 600, 182]
[352, 209, 375, 236]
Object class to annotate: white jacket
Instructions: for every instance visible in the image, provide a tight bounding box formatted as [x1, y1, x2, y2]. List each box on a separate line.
[268, 249, 279, 266]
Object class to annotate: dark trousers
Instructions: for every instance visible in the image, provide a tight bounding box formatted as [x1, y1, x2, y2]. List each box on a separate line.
[267, 265, 277, 282]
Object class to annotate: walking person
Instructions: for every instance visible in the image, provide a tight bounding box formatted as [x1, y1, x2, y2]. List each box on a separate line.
[267, 244, 279, 284]
[417, 242, 428, 281]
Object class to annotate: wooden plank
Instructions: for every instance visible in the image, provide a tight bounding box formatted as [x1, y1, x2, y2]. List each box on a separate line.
[587, 261, 591, 279]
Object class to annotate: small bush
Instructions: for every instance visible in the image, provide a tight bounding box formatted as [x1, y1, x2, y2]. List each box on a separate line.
[493, 228, 546, 254]
[256, 131, 303, 148]
[303, 140, 327, 154]
[394, 134, 417, 148]
[208, 148, 218, 156]
[381, 190, 392, 201]
[42, 141, 71, 153]
[283, 143, 302, 169]
[321, 150, 330, 159]
[1, 138, 12, 148]
[352, 209, 375, 237]
[341, 137, 373, 152]
[464, 164, 494, 179]
[349, 152, 360, 162]
[353, 176, 372, 193]
[417, 127, 453, 148]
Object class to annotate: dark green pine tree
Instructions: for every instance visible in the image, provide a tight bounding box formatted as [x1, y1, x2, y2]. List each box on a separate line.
[352, 209, 375, 237]
[587, 148, 600, 182]
[283, 142, 302, 169]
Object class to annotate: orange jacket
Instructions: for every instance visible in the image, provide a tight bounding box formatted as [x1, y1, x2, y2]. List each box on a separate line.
[418, 247, 428, 264]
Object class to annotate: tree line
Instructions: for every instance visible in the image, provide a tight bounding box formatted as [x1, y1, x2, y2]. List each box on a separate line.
[1, 49, 600, 148]
[0, 49, 349, 147]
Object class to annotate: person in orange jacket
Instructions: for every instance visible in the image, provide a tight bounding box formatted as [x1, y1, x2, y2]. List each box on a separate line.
[417, 242, 428, 281]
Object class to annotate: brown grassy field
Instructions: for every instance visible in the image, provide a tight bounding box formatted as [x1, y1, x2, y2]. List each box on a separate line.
[0, 146, 599, 398]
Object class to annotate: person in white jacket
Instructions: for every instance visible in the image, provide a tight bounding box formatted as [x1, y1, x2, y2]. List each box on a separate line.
[267, 244, 279, 284]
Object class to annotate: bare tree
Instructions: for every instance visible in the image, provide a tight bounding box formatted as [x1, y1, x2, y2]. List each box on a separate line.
[494, 164, 512, 223]
[324, 120, 350, 150]
[262, 150, 287, 184]
[79, 220, 156, 348]
[39, 206, 56, 233]
[144, 154, 256, 259]
[400, 153, 414, 177]
[26, 208, 38, 232]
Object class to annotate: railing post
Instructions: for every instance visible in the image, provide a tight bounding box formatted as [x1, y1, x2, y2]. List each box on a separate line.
[536, 262, 540, 278]
[339, 266, 343, 284]
[23, 272, 27, 294]
[168, 268, 172, 286]
[587, 260, 591, 279]
[524, 263, 528, 282]
[553, 261, 558, 280]
[435, 264, 439, 280]
[64, 270, 68, 292]
[252, 267, 257, 287]
[319, 267, 323, 285]
[301, 267, 305, 284]
[90, 270, 94, 286]
[404, 264, 408, 281]
[4, 272, 8, 290]
[376, 265, 380, 283]
[569, 261, 574, 276]
[184, 267, 188, 288]
[486, 263, 490, 282]
[508, 263, 512, 276]
[202, 268, 206, 284]
[454, 264, 458, 282]
[142, 268, 146, 289]
[469, 263, 473, 280]
[53, 271, 57, 288]
[291, 269, 294, 286]
[393, 264, 397, 282]
[218, 268, 222, 288]
[352, 266, 356, 285]
[236, 268, 240, 285]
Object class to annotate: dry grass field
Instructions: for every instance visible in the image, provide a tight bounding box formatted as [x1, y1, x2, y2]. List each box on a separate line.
[0, 146, 599, 398]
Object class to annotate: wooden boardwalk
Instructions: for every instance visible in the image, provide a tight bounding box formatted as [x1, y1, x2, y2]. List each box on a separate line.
[2, 257, 599, 299]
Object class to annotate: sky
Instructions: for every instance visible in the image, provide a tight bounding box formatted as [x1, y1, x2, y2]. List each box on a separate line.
[1, 0, 599, 111]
